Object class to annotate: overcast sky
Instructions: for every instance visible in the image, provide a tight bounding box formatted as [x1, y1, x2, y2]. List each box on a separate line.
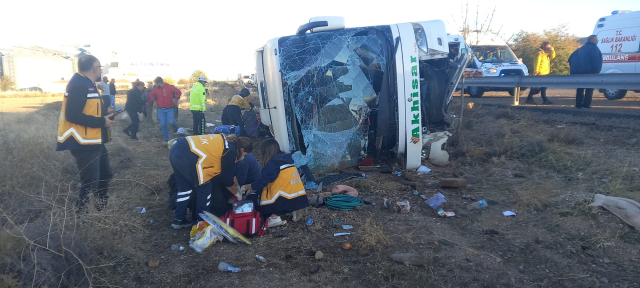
[1, 0, 638, 80]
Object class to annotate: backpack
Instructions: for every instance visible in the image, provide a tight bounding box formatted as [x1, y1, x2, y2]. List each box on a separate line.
[219, 200, 268, 237]
[243, 110, 259, 137]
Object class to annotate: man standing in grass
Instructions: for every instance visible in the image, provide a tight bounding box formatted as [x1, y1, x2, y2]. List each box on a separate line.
[97, 76, 111, 108]
[149, 77, 182, 141]
[190, 76, 208, 135]
[108, 78, 117, 108]
[57, 55, 114, 211]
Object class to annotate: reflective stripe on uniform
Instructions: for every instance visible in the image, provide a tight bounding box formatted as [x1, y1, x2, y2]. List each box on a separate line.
[260, 190, 306, 205]
[177, 190, 192, 196]
[57, 127, 103, 144]
[177, 196, 190, 202]
[87, 93, 100, 98]
[207, 194, 211, 199]
[186, 136, 207, 185]
[279, 164, 295, 170]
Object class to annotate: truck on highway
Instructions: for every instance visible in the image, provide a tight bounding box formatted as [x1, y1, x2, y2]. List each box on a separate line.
[254, 16, 467, 173]
[592, 10, 640, 100]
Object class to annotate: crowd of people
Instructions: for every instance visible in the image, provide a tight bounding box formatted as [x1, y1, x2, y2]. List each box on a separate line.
[57, 55, 305, 232]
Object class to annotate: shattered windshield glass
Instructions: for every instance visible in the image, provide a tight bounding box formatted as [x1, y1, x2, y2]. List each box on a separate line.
[278, 26, 393, 173]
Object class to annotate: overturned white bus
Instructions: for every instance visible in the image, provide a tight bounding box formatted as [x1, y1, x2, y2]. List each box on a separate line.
[255, 16, 467, 173]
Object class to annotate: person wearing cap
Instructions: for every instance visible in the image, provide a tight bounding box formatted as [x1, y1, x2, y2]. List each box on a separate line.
[190, 77, 208, 135]
[221, 88, 252, 136]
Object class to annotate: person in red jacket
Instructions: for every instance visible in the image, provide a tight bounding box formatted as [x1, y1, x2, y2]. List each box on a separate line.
[149, 77, 182, 140]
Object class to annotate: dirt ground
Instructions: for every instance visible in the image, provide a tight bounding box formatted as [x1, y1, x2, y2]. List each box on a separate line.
[1, 87, 640, 287]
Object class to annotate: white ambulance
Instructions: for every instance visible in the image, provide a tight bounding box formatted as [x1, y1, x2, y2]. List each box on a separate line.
[464, 31, 529, 98]
[255, 17, 467, 173]
[593, 10, 640, 100]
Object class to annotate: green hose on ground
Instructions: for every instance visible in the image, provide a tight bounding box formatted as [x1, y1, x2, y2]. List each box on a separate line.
[324, 195, 364, 211]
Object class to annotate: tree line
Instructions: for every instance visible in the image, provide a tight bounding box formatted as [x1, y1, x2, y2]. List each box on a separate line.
[509, 24, 582, 75]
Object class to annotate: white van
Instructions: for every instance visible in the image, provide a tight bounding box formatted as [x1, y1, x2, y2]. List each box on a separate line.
[592, 10, 640, 100]
[463, 31, 529, 98]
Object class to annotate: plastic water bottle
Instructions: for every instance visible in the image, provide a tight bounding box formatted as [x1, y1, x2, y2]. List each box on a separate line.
[171, 244, 184, 251]
[218, 262, 241, 273]
[466, 199, 488, 210]
[256, 255, 267, 262]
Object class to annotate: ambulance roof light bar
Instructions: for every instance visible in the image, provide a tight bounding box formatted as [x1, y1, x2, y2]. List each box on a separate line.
[611, 10, 632, 15]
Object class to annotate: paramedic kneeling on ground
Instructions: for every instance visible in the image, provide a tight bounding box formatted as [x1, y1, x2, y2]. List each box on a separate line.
[169, 134, 253, 229]
[221, 88, 252, 136]
[242, 139, 309, 227]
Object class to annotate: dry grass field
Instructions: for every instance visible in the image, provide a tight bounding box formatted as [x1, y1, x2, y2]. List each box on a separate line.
[1, 86, 640, 287]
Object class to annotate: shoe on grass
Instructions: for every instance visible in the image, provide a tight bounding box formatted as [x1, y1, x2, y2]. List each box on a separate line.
[170, 219, 194, 230]
[122, 129, 130, 136]
[267, 216, 287, 228]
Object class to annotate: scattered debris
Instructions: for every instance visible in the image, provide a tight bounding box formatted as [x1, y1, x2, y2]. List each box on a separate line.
[629, 138, 637, 145]
[256, 255, 267, 263]
[148, 259, 160, 267]
[171, 244, 184, 251]
[309, 195, 324, 207]
[503, 211, 517, 217]
[306, 218, 314, 226]
[395, 171, 403, 177]
[464, 174, 476, 178]
[342, 225, 353, 230]
[389, 253, 428, 267]
[342, 242, 353, 250]
[601, 179, 609, 184]
[437, 208, 456, 217]
[332, 220, 342, 227]
[466, 200, 488, 210]
[413, 190, 419, 196]
[461, 194, 477, 201]
[396, 201, 411, 213]
[425, 193, 446, 210]
[334, 233, 351, 237]
[417, 165, 431, 175]
[218, 262, 241, 273]
[513, 172, 526, 178]
[383, 198, 389, 208]
[589, 194, 640, 230]
[135, 207, 146, 214]
[315, 251, 324, 260]
[440, 178, 468, 188]
[425, 132, 451, 166]
[332, 185, 359, 197]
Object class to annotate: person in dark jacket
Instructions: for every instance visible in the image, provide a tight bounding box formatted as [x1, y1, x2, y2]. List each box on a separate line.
[57, 55, 114, 211]
[144, 82, 154, 123]
[169, 135, 253, 229]
[235, 137, 261, 187]
[221, 88, 252, 136]
[108, 78, 117, 108]
[568, 35, 603, 109]
[243, 139, 309, 227]
[123, 82, 146, 140]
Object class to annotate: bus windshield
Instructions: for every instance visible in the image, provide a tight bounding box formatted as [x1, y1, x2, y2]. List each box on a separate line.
[471, 45, 518, 63]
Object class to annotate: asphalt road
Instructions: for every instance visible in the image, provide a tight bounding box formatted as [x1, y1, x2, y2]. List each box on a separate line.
[456, 89, 640, 118]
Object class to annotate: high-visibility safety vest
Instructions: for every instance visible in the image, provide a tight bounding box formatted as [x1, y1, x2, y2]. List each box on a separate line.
[185, 134, 229, 185]
[260, 164, 307, 206]
[57, 73, 109, 150]
[189, 82, 207, 112]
